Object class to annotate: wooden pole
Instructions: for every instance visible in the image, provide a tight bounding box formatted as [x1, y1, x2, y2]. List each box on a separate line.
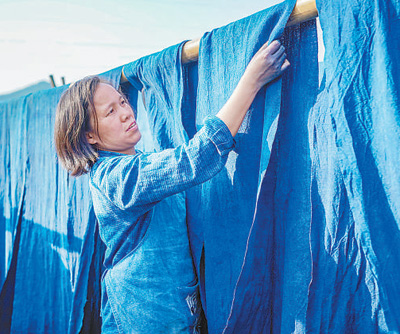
[120, 0, 318, 83]
[286, 0, 317, 27]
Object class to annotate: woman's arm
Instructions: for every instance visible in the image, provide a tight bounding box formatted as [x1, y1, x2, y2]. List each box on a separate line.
[216, 40, 289, 137]
[91, 40, 289, 213]
[91, 116, 234, 214]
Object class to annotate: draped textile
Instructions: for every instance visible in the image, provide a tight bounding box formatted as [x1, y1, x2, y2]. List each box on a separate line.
[306, 0, 400, 332]
[0, 69, 122, 333]
[223, 0, 400, 332]
[190, 3, 318, 333]
[221, 21, 318, 334]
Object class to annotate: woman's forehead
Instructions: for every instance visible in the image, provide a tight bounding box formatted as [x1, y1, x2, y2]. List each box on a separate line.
[94, 83, 120, 108]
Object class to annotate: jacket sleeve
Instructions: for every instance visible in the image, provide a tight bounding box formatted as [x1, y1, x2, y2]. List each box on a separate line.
[90, 116, 235, 212]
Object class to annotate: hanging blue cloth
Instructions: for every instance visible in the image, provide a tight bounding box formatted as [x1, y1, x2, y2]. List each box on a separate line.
[123, 43, 189, 151]
[0, 68, 122, 334]
[0, 96, 29, 291]
[186, 1, 318, 332]
[306, 0, 400, 332]
[220, 19, 318, 334]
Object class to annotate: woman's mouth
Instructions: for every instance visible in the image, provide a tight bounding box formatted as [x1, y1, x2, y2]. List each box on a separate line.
[127, 121, 138, 132]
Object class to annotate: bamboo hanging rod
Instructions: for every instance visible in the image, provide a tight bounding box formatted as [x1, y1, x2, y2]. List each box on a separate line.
[120, 0, 317, 83]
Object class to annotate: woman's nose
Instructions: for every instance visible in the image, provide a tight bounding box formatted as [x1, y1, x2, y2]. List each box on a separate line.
[120, 108, 132, 121]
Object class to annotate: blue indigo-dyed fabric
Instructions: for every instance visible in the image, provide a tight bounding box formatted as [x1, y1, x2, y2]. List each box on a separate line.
[221, 19, 319, 334]
[0, 96, 29, 291]
[89, 116, 234, 333]
[187, 1, 319, 332]
[0, 68, 123, 333]
[306, 0, 400, 332]
[123, 43, 189, 151]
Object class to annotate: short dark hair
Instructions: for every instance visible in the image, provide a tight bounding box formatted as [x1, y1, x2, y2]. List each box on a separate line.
[54, 76, 105, 176]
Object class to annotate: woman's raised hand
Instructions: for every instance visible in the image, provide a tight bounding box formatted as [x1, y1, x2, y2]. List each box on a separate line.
[244, 40, 290, 91]
[215, 40, 290, 137]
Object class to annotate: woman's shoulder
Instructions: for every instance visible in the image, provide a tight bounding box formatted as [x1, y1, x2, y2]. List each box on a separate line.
[90, 150, 142, 182]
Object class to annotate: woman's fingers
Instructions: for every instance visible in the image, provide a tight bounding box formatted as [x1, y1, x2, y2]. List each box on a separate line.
[257, 40, 284, 59]
[276, 52, 287, 68]
[259, 39, 276, 51]
[273, 45, 285, 60]
[244, 39, 290, 89]
[281, 59, 290, 72]
[266, 40, 281, 55]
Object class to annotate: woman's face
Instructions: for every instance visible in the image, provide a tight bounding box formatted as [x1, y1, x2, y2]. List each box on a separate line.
[87, 83, 141, 155]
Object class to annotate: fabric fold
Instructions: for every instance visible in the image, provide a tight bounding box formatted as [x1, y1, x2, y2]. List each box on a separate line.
[306, 0, 400, 332]
[123, 43, 189, 151]
[222, 20, 319, 333]
[188, 1, 316, 332]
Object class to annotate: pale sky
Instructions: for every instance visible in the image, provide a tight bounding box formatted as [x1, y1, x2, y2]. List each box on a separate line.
[0, 0, 322, 94]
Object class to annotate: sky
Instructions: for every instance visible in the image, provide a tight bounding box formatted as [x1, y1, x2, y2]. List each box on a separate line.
[0, 0, 322, 94]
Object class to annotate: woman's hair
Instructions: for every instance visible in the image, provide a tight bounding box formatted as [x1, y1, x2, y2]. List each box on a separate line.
[54, 76, 106, 176]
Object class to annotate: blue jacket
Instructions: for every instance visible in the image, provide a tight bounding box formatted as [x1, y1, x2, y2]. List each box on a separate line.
[89, 116, 234, 333]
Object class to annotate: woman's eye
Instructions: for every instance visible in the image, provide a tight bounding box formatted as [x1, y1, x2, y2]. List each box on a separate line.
[121, 99, 126, 105]
[107, 109, 114, 116]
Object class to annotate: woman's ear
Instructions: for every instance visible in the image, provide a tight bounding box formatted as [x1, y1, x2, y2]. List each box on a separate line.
[86, 132, 98, 145]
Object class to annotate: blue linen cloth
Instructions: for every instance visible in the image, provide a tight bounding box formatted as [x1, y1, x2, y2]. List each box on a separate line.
[187, 1, 319, 332]
[305, 0, 400, 332]
[0, 68, 122, 334]
[89, 116, 234, 333]
[220, 19, 319, 334]
[122, 43, 189, 151]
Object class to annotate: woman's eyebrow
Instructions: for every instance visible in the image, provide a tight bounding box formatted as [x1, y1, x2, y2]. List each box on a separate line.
[101, 101, 115, 113]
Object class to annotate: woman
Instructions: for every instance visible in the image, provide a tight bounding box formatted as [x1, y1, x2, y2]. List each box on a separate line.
[55, 40, 289, 333]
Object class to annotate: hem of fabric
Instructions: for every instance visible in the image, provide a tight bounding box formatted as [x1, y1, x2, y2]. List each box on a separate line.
[104, 273, 124, 334]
